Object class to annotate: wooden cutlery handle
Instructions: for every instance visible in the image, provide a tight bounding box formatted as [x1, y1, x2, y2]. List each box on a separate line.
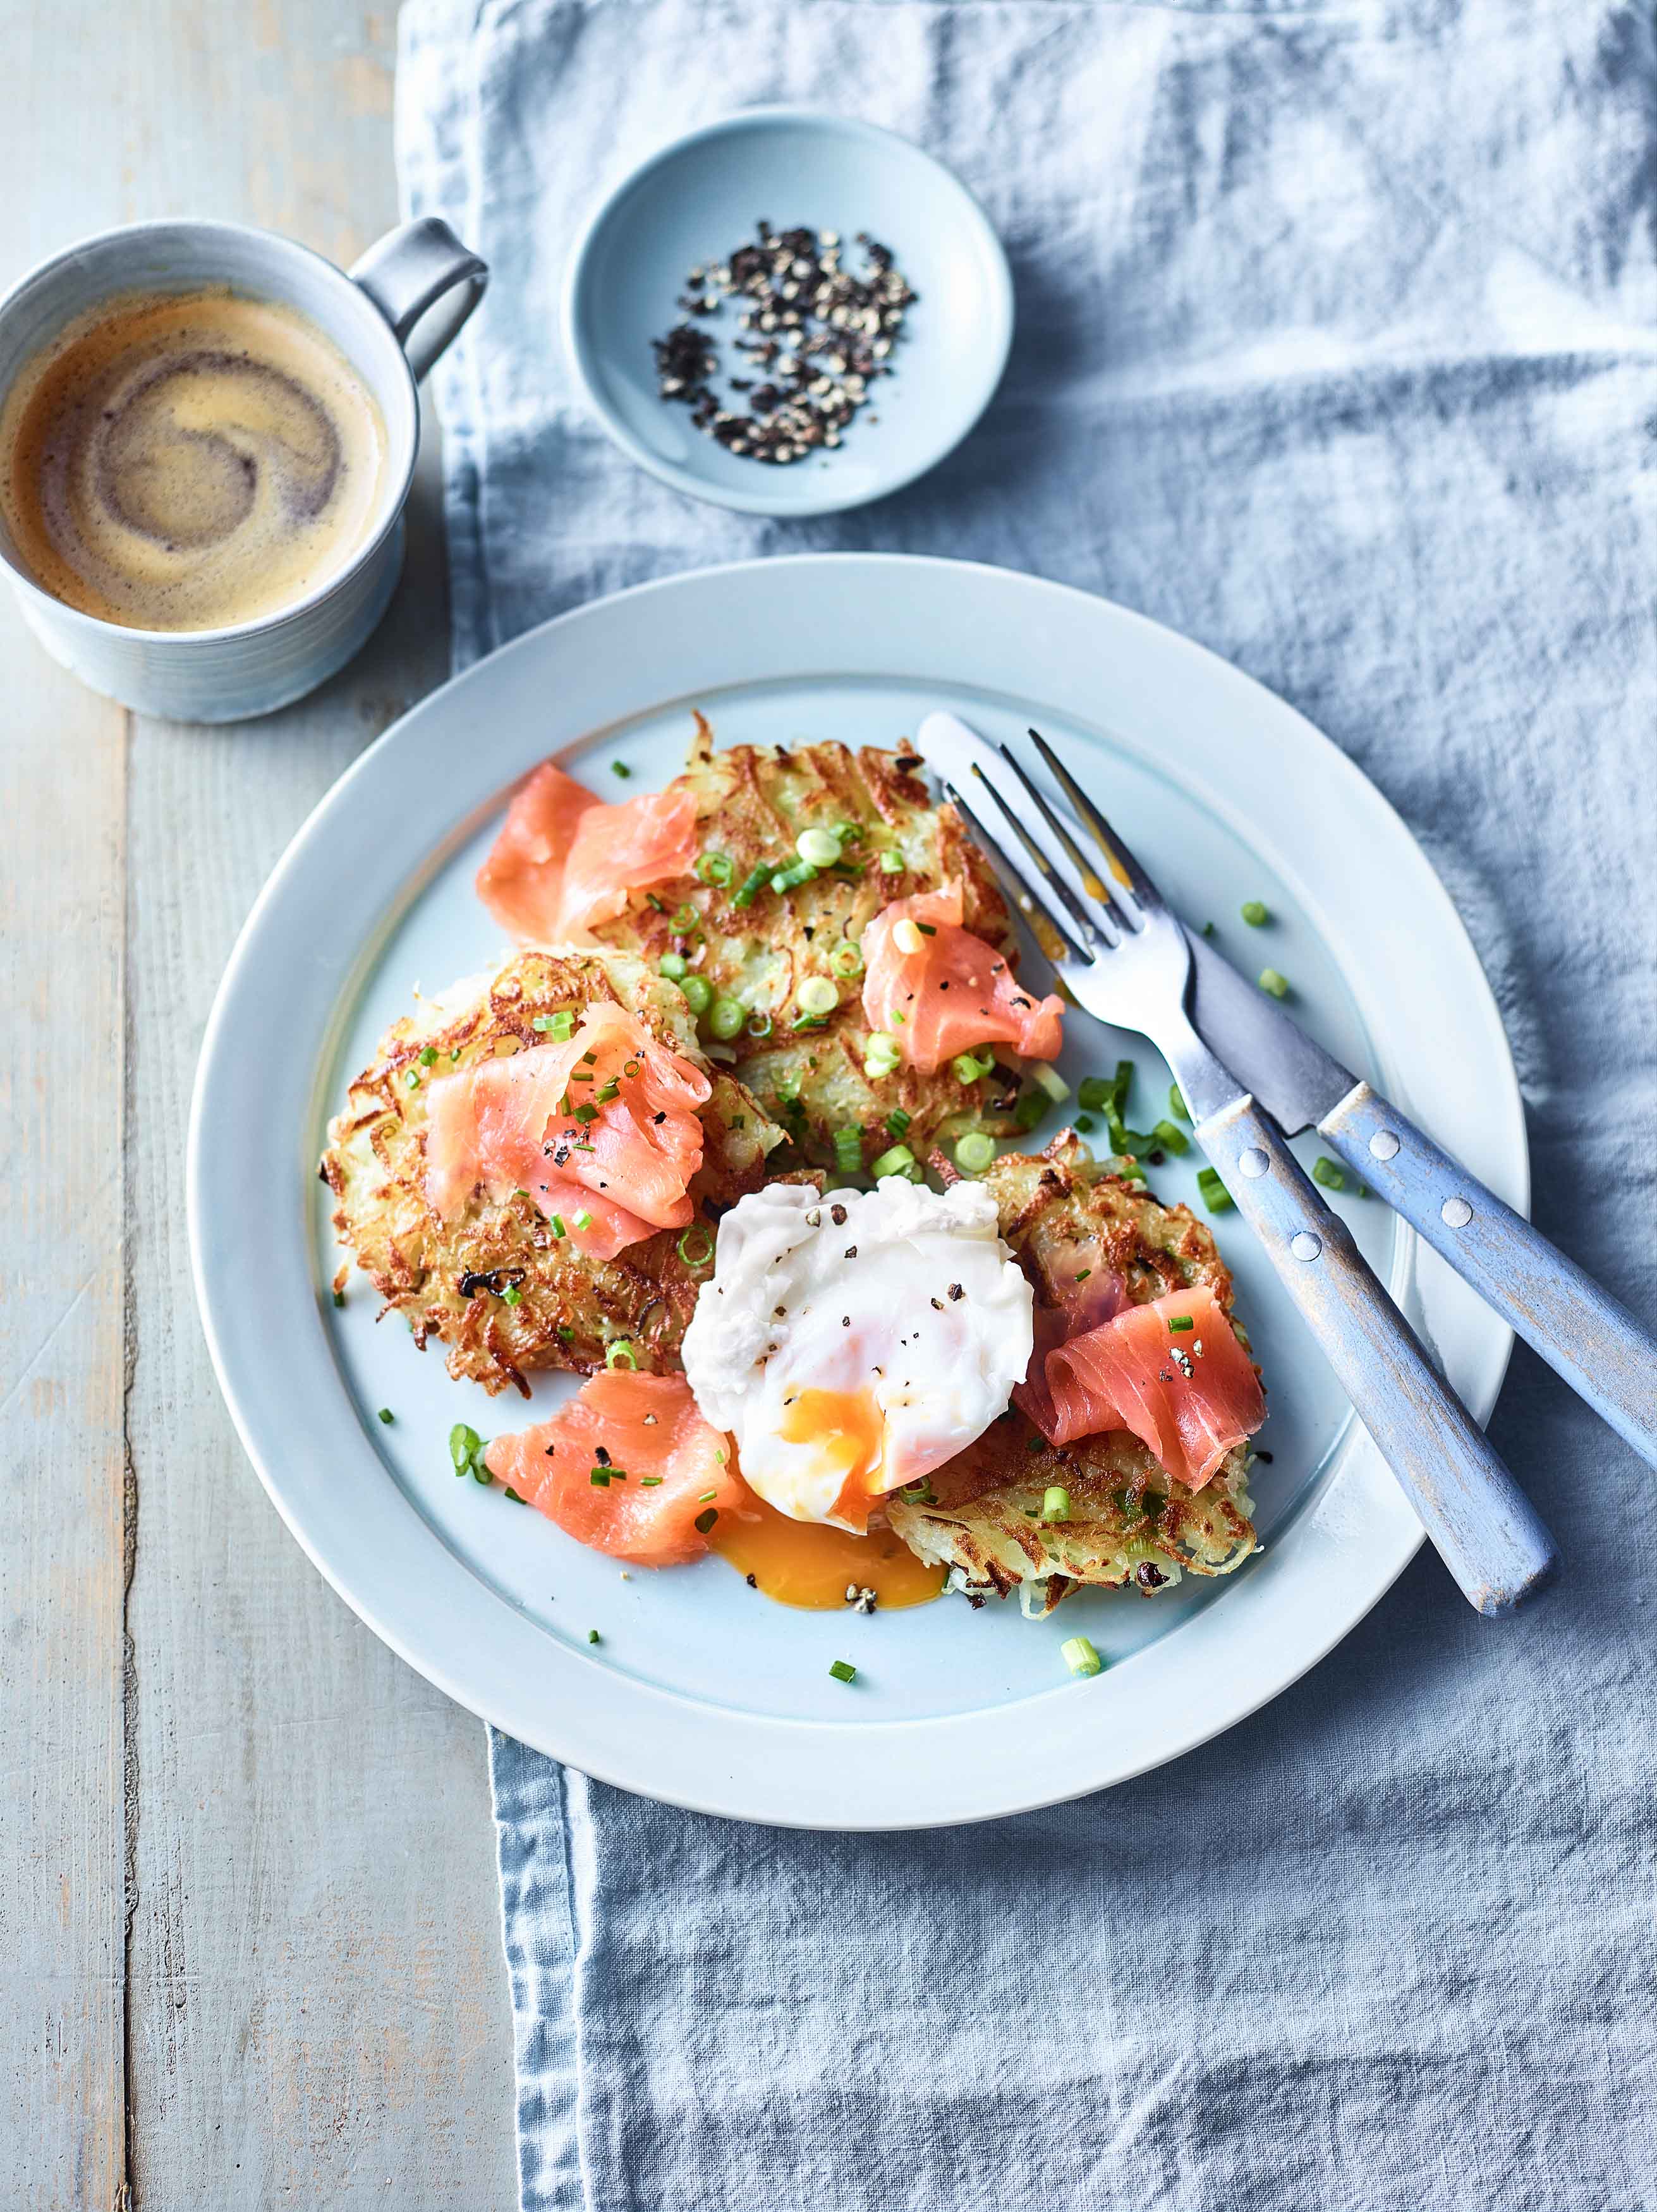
[1320, 1082, 1657, 1475]
[1197, 1093, 1558, 1615]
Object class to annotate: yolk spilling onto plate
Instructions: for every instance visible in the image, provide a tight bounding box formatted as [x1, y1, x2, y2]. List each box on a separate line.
[710, 1494, 944, 1610]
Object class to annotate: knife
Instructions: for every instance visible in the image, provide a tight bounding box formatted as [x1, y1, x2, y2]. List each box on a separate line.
[1187, 929, 1657, 1471]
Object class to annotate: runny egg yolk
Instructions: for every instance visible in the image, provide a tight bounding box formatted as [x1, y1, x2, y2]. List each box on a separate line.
[778, 1386, 887, 1531]
[710, 1493, 945, 1610]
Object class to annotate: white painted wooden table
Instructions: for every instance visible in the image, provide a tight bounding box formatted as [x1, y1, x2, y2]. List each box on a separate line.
[2, 8, 516, 2204]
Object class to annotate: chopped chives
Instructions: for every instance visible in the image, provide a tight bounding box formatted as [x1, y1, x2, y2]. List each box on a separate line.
[828, 1660, 858, 1684]
[332, 1288, 346, 1308]
[557, 1326, 574, 1342]
[404, 1070, 420, 1090]
[697, 1490, 717, 1503]
[574, 1103, 598, 1123]
[550, 1214, 566, 1238]
[669, 902, 700, 932]
[640, 1475, 664, 1487]
[595, 1081, 619, 1105]
[1040, 1485, 1071, 1522]
[1258, 968, 1290, 1000]
[954, 1130, 995, 1173]
[732, 863, 772, 909]
[1312, 1155, 1347, 1190]
[501, 1285, 523, 1307]
[377, 1407, 394, 1425]
[676, 1224, 715, 1266]
[1061, 1636, 1103, 1679]
[1012, 1088, 1048, 1132]
[1241, 899, 1270, 927]
[1168, 1314, 1195, 1333]
[1201, 920, 1217, 938]
[573, 1210, 594, 1231]
[503, 1486, 526, 1504]
[611, 760, 631, 778]
[1197, 1167, 1235, 1214]
[588, 1629, 601, 1644]
[589, 1468, 612, 1486]
[419, 1045, 438, 1066]
[1075, 1115, 1096, 1134]
[693, 1507, 719, 1534]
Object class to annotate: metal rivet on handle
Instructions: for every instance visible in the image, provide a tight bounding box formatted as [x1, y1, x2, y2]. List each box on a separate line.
[1239, 1147, 1269, 1179]
[1290, 1231, 1322, 1262]
[1368, 1129, 1400, 1160]
[1441, 1197, 1473, 1229]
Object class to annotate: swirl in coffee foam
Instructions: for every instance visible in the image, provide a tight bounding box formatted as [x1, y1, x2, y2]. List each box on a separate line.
[0, 290, 387, 632]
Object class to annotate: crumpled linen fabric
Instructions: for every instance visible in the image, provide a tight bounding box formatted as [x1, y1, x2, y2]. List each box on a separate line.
[398, 2, 1657, 2204]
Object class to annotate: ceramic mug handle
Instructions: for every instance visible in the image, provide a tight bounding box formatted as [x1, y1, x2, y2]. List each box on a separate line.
[350, 217, 487, 380]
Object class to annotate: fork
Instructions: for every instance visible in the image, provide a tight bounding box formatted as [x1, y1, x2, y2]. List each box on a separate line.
[916, 710, 1558, 1617]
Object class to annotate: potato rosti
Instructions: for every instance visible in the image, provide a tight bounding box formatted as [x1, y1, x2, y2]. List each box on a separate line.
[886, 1134, 1259, 1611]
[322, 948, 784, 1395]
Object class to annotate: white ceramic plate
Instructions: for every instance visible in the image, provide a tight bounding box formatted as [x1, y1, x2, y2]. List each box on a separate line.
[189, 556, 1524, 1830]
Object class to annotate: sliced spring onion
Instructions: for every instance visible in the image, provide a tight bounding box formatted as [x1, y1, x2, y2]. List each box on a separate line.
[574, 1103, 598, 1124]
[796, 975, 839, 1016]
[418, 1045, 437, 1067]
[833, 819, 861, 844]
[1061, 1635, 1103, 1679]
[1168, 1314, 1195, 1333]
[770, 859, 818, 894]
[829, 940, 865, 979]
[833, 1127, 864, 1175]
[1197, 1167, 1235, 1214]
[878, 851, 904, 875]
[708, 996, 745, 1040]
[954, 1130, 996, 1174]
[884, 1108, 912, 1137]
[377, 1407, 394, 1426]
[605, 1340, 638, 1370]
[549, 1214, 567, 1239]
[693, 1507, 719, 1534]
[796, 825, 842, 868]
[891, 918, 926, 956]
[1258, 967, 1290, 1000]
[676, 1224, 715, 1267]
[573, 1210, 594, 1231]
[870, 1141, 916, 1179]
[1151, 1118, 1189, 1157]
[659, 952, 688, 981]
[1112, 1155, 1148, 1184]
[589, 1468, 612, 1486]
[1029, 1063, 1070, 1103]
[864, 1033, 902, 1079]
[680, 975, 713, 1015]
[1041, 1485, 1071, 1522]
[952, 1050, 994, 1085]
[696, 851, 734, 886]
[1312, 1155, 1347, 1190]
[1241, 899, 1270, 927]
[595, 1081, 619, 1105]
[404, 1070, 420, 1090]
[828, 1660, 858, 1684]
[669, 902, 700, 932]
[732, 863, 772, 909]
[1168, 1083, 1191, 1122]
[740, 1011, 772, 1043]
[588, 1629, 601, 1645]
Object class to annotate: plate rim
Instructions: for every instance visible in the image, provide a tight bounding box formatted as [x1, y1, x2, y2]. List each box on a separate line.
[188, 553, 1524, 1828]
[560, 104, 1016, 518]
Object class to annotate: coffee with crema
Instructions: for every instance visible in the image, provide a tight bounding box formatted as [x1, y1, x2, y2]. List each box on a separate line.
[0, 289, 387, 631]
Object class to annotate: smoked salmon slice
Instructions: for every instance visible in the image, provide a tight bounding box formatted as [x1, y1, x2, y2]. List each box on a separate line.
[861, 883, 1064, 1071]
[476, 759, 700, 944]
[483, 1372, 746, 1565]
[1032, 1283, 1265, 1491]
[423, 1002, 710, 1259]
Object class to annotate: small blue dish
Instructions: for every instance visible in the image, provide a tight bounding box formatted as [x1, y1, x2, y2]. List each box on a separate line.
[562, 107, 1014, 518]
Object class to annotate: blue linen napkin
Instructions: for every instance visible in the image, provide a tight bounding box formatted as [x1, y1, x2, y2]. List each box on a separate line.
[397, 3, 1657, 2206]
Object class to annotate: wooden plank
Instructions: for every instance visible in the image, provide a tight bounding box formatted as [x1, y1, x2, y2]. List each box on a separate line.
[0, 2, 515, 2203]
[0, 611, 129, 2208]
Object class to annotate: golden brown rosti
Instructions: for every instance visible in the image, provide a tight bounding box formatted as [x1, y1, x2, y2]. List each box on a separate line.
[322, 948, 784, 1396]
[886, 1133, 1259, 1612]
[583, 715, 1052, 1169]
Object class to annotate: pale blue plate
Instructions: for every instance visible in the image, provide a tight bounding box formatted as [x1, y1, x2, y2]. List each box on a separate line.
[562, 107, 1014, 517]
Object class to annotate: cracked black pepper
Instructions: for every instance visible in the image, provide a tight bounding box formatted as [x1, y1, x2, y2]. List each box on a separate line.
[650, 221, 915, 465]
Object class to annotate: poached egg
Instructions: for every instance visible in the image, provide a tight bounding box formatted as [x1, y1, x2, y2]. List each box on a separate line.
[682, 1177, 1033, 1531]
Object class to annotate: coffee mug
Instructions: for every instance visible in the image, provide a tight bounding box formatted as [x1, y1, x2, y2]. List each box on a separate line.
[0, 216, 487, 722]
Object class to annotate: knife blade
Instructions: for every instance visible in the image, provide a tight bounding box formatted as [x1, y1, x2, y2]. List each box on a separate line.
[1184, 929, 1357, 1135]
